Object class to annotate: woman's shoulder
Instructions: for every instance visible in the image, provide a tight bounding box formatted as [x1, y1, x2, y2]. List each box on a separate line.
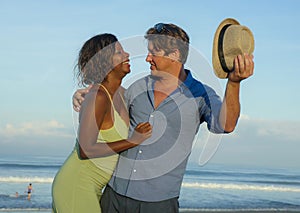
[84, 85, 110, 105]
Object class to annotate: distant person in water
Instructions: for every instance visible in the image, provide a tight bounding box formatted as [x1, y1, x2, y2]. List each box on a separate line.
[27, 183, 33, 200]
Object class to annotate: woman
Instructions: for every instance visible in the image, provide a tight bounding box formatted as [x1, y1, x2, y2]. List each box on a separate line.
[52, 33, 152, 212]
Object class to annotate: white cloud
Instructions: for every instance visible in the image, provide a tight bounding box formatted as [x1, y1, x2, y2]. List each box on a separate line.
[237, 115, 300, 142]
[0, 120, 73, 139]
[0, 120, 75, 156]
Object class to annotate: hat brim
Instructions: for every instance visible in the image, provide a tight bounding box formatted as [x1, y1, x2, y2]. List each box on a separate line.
[212, 18, 240, 79]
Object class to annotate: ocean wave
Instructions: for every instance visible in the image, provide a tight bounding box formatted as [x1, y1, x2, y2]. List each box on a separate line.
[0, 163, 61, 169]
[1, 176, 300, 193]
[182, 182, 300, 192]
[0, 176, 53, 183]
[185, 169, 300, 183]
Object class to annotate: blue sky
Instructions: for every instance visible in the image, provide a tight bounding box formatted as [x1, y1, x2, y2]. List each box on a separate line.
[0, 0, 299, 169]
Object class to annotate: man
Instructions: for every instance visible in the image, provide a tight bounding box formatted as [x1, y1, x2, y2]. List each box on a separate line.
[73, 21, 254, 212]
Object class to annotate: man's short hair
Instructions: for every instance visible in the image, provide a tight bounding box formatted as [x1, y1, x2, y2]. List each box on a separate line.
[145, 23, 190, 64]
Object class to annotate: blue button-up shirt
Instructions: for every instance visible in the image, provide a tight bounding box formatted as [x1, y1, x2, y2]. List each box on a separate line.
[108, 70, 225, 202]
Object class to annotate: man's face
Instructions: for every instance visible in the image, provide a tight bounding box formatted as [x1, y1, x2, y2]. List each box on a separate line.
[145, 41, 173, 77]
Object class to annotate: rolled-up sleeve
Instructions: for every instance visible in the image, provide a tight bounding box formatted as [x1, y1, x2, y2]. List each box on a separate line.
[199, 85, 226, 134]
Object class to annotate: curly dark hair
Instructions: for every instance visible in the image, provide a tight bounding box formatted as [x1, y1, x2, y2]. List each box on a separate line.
[75, 33, 118, 87]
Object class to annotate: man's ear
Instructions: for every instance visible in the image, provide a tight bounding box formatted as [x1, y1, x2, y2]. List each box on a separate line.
[168, 49, 181, 62]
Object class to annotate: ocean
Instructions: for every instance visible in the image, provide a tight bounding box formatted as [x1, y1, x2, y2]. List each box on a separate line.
[0, 155, 300, 212]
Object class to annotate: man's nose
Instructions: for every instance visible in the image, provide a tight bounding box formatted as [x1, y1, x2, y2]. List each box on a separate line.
[146, 53, 152, 62]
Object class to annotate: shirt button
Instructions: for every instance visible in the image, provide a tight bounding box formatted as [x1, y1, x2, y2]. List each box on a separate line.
[133, 169, 137, 173]
[150, 114, 154, 118]
[139, 150, 142, 154]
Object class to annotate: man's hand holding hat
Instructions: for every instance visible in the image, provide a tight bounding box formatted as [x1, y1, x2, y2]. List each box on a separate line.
[212, 18, 254, 82]
[229, 53, 254, 83]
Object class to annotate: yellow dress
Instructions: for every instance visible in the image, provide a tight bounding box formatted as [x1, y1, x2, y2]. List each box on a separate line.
[52, 85, 128, 213]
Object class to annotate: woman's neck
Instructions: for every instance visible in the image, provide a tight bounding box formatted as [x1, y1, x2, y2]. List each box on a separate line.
[100, 78, 122, 95]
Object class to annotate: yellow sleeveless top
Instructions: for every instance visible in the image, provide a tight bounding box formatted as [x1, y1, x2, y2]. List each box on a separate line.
[97, 84, 128, 143]
[76, 84, 129, 174]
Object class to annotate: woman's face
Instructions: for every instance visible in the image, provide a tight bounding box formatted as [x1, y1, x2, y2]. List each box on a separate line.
[111, 42, 131, 77]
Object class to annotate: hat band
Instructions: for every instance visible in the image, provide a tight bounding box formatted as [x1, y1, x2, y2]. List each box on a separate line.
[218, 24, 232, 73]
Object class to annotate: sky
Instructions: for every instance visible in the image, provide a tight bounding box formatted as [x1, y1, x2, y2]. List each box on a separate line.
[0, 0, 299, 170]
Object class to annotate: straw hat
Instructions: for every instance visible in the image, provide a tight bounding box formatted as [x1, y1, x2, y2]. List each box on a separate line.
[212, 18, 254, 79]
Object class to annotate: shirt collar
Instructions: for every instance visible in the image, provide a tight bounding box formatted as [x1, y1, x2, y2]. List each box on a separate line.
[179, 69, 193, 91]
